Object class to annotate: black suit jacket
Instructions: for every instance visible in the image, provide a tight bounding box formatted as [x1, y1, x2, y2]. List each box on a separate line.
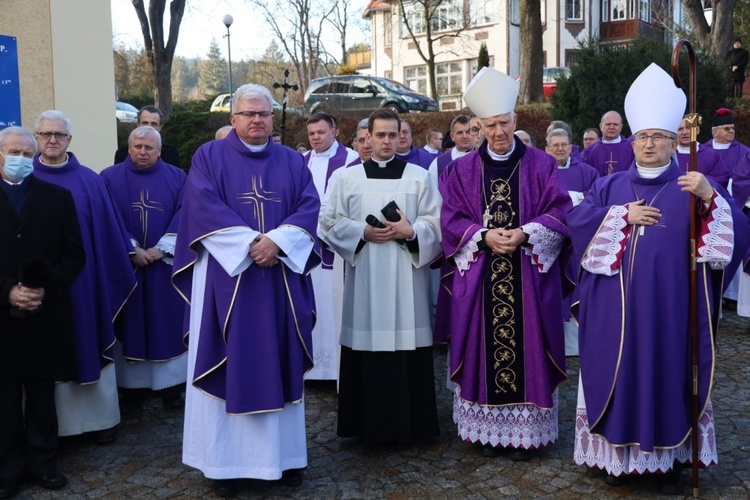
[0, 175, 85, 379]
[114, 143, 181, 170]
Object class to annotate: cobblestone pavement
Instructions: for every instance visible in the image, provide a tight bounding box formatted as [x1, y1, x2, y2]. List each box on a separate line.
[16, 312, 750, 499]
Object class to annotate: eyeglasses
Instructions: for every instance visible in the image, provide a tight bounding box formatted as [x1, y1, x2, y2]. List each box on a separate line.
[36, 132, 69, 141]
[633, 133, 676, 144]
[469, 127, 481, 134]
[548, 142, 570, 150]
[233, 111, 273, 119]
[713, 126, 735, 132]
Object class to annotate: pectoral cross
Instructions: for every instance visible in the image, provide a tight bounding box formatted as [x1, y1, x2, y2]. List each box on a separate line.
[605, 153, 617, 176]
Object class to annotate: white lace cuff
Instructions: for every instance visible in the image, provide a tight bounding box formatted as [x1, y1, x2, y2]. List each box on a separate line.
[521, 222, 564, 273]
[697, 192, 733, 270]
[581, 205, 628, 276]
[455, 230, 484, 276]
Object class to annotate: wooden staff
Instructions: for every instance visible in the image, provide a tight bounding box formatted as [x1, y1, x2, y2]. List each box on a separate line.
[671, 40, 700, 498]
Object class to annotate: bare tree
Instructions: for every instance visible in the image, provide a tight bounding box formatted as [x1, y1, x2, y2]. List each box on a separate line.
[131, 0, 186, 115]
[327, 0, 353, 65]
[518, 0, 544, 103]
[248, 0, 330, 95]
[395, 0, 467, 102]
[677, 0, 736, 62]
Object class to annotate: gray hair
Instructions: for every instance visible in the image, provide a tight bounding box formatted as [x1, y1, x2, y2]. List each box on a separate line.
[128, 126, 162, 148]
[215, 125, 233, 140]
[548, 120, 572, 139]
[35, 110, 72, 136]
[0, 126, 38, 155]
[546, 128, 570, 144]
[357, 118, 369, 131]
[232, 84, 274, 112]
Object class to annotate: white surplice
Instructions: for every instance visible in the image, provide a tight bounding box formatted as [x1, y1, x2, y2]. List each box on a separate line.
[55, 364, 120, 436]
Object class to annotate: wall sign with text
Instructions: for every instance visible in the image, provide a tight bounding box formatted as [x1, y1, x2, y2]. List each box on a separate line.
[0, 35, 21, 129]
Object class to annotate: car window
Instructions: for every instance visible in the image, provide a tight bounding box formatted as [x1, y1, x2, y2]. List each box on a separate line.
[330, 82, 350, 94]
[311, 82, 330, 94]
[222, 95, 230, 107]
[350, 78, 373, 94]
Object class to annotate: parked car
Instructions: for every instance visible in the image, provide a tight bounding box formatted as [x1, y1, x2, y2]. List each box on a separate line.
[210, 94, 300, 114]
[542, 67, 570, 102]
[303, 75, 438, 114]
[116, 101, 138, 123]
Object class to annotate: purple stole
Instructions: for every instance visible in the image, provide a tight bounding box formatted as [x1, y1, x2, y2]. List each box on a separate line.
[396, 145, 434, 169]
[101, 157, 187, 363]
[440, 142, 570, 408]
[581, 137, 635, 177]
[304, 143, 350, 268]
[33, 153, 136, 383]
[568, 162, 750, 450]
[173, 131, 321, 414]
[435, 151, 456, 177]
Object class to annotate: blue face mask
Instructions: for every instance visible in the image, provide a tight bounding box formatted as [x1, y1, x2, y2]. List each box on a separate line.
[1, 152, 34, 182]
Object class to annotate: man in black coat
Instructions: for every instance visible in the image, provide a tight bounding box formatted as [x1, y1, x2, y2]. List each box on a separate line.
[725, 37, 749, 98]
[0, 126, 84, 498]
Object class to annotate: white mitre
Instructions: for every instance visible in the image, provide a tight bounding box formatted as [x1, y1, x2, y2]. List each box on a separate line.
[624, 63, 686, 135]
[463, 67, 519, 119]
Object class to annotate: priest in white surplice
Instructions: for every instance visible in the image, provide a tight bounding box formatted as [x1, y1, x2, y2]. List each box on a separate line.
[173, 84, 321, 497]
[320, 108, 442, 444]
[303, 112, 357, 381]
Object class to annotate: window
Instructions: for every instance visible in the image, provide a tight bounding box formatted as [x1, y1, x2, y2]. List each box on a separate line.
[603, 0, 609, 21]
[566, 0, 582, 20]
[639, 0, 651, 21]
[384, 11, 392, 47]
[350, 78, 373, 94]
[400, 3, 427, 36]
[436, 62, 463, 96]
[469, 0, 498, 26]
[509, 0, 520, 25]
[470, 56, 495, 78]
[400, 0, 463, 36]
[611, 0, 626, 20]
[405, 65, 428, 95]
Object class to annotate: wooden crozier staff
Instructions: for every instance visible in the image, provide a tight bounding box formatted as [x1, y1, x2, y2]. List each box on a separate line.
[670, 39, 700, 499]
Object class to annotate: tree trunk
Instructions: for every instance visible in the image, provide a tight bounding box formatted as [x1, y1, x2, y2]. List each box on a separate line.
[154, 59, 174, 116]
[519, 0, 544, 103]
[680, 0, 736, 63]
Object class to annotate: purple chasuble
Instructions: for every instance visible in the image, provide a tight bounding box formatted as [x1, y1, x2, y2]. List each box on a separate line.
[33, 153, 136, 383]
[304, 143, 349, 268]
[581, 137, 635, 177]
[440, 139, 570, 408]
[435, 151, 457, 178]
[676, 148, 730, 188]
[568, 161, 750, 451]
[396, 145, 434, 169]
[101, 157, 187, 362]
[172, 131, 320, 414]
[557, 157, 600, 194]
[702, 140, 750, 177]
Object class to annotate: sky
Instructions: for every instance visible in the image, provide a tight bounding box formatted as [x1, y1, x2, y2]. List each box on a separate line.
[110, 0, 371, 62]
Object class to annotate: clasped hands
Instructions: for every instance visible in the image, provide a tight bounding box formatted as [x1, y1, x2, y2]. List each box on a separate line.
[484, 228, 527, 255]
[131, 246, 165, 267]
[249, 235, 280, 267]
[363, 209, 414, 244]
[9, 283, 44, 311]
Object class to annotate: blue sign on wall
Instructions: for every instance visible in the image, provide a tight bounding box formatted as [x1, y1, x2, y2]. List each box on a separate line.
[0, 35, 21, 129]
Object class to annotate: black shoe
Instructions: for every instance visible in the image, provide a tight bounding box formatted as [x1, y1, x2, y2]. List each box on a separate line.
[279, 469, 304, 487]
[479, 444, 500, 457]
[33, 471, 67, 490]
[0, 479, 20, 499]
[508, 448, 537, 462]
[659, 463, 684, 495]
[95, 425, 118, 445]
[723, 298, 738, 311]
[212, 479, 239, 498]
[604, 473, 626, 486]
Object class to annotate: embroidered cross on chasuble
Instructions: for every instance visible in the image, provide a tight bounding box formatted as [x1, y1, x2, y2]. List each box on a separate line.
[237, 175, 282, 233]
[482, 164, 526, 405]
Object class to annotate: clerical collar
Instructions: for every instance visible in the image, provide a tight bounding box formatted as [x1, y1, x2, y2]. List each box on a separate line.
[452, 148, 471, 160]
[557, 158, 571, 169]
[602, 136, 622, 144]
[635, 163, 670, 178]
[38, 153, 70, 167]
[312, 141, 338, 158]
[711, 140, 731, 150]
[374, 156, 394, 168]
[676, 145, 699, 154]
[240, 139, 269, 152]
[424, 145, 439, 154]
[487, 141, 515, 161]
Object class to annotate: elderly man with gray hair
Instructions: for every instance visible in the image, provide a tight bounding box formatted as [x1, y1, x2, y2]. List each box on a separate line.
[173, 84, 321, 496]
[101, 126, 188, 415]
[32, 110, 136, 445]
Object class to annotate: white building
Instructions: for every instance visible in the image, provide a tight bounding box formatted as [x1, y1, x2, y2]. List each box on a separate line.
[364, 0, 673, 110]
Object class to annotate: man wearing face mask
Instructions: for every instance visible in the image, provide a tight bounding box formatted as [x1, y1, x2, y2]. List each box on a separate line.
[0, 126, 85, 497]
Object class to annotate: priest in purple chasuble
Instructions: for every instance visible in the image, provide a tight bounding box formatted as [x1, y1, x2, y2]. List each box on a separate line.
[581, 110, 635, 177]
[440, 67, 571, 461]
[319, 108, 442, 445]
[32, 111, 135, 440]
[568, 64, 750, 494]
[302, 112, 358, 381]
[395, 119, 435, 169]
[675, 117, 730, 188]
[173, 84, 320, 494]
[100, 127, 188, 400]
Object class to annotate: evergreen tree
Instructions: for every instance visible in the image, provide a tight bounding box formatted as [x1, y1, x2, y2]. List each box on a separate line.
[198, 39, 230, 99]
[477, 43, 490, 69]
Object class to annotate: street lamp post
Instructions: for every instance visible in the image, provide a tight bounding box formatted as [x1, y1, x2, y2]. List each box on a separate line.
[222, 14, 234, 113]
